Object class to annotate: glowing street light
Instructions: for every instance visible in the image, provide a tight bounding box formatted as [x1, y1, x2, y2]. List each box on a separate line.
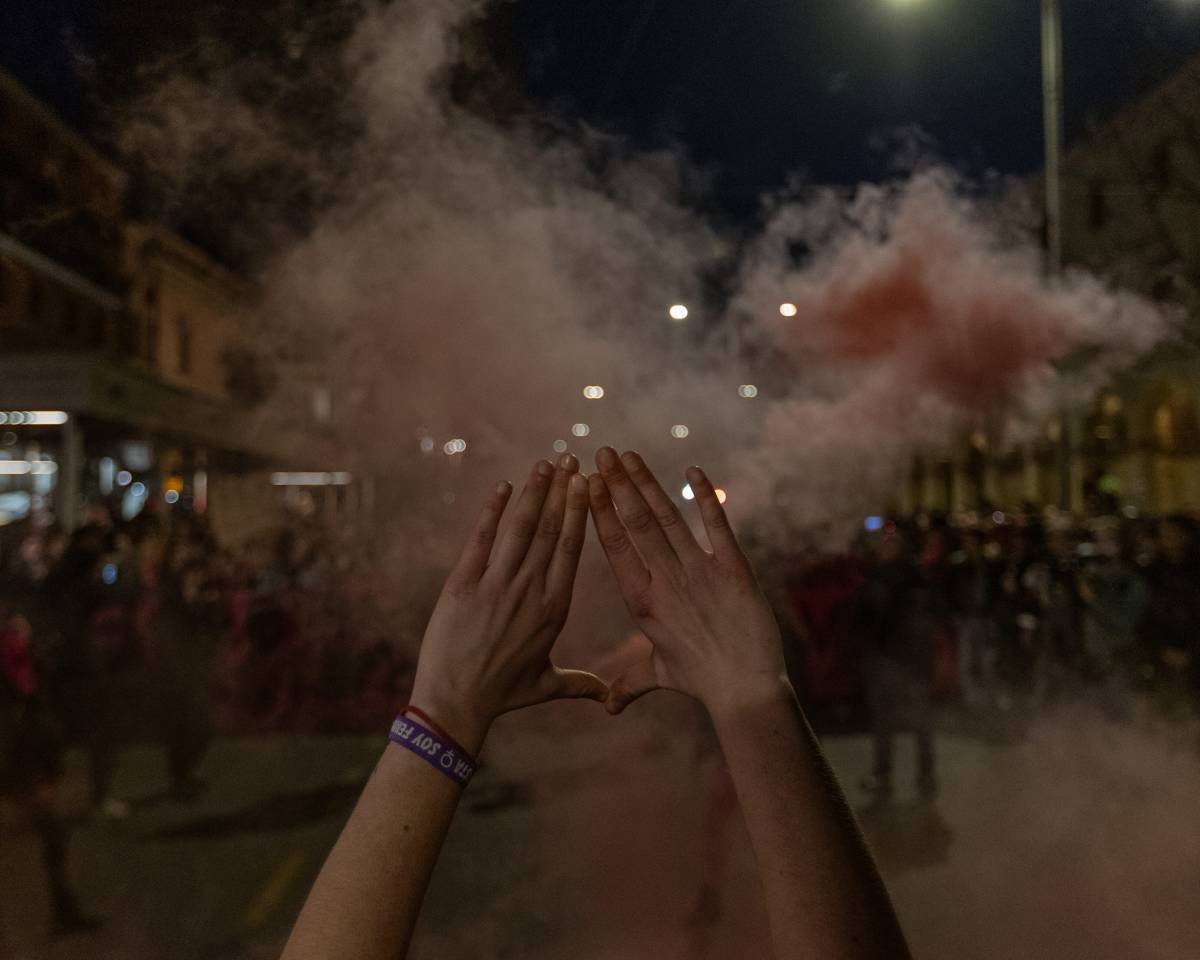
[779, 302, 798, 318]
[668, 304, 689, 321]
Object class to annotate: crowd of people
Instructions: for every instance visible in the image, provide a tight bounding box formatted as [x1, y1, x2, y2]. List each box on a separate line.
[0, 507, 412, 934]
[2, 500, 1199, 933]
[771, 509, 1200, 802]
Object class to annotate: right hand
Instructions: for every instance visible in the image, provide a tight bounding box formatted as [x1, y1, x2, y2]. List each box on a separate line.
[588, 448, 787, 715]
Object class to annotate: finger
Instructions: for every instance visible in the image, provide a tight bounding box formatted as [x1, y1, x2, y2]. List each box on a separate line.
[546, 471, 590, 601]
[595, 447, 676, 568]
[685, 465, 742, 562]
[606, 656, 663, 715]
[587, 473, 650, 599]
[488, 460, 555, 581]
[540, 666, 610, 703]
[619, 450, 706, 564]
[446, 481, 513, 590]
[521, 454, 578, 577]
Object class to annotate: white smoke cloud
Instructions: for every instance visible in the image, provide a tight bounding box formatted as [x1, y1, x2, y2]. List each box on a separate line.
[116, 0, 1171, 548]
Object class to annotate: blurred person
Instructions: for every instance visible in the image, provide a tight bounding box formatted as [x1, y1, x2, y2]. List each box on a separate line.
[949, 529, 1001, 707]
[994, 525, 1048, 712]
[154, 558, 226, 800]
[1142, 515, 1200, 716]
[1077, 522, 1146, 716]
[855, 528, 938, 802]
[1039, 525, 1084, 703]
[41, 523, 132, 818]
[0, 607, 101, 936]
[282, 453, 910, 960]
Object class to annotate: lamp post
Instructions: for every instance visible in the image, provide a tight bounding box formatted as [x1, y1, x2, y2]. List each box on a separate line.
[1040, 0, 1076, 508]
[1041, 0, 1064, 278]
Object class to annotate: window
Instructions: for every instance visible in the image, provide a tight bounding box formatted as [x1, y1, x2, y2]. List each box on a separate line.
[146, 317, 159, 365]
[177, 314, 192, 374]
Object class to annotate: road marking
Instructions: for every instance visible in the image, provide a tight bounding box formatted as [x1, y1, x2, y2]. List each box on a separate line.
[242, 849, 308, 931]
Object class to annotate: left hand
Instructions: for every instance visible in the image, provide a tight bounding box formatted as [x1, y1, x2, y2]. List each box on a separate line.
[409, 455, 608, 751]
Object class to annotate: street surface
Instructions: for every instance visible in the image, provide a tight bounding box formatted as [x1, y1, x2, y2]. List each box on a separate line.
[3, 698, 1199, 960]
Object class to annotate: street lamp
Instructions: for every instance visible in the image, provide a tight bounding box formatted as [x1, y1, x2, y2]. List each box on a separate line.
[1041, 0, 1063, 278]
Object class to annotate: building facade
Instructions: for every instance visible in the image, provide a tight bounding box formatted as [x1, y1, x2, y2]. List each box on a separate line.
[901, 54, 1200, 519]
[0, 68, 351, 543]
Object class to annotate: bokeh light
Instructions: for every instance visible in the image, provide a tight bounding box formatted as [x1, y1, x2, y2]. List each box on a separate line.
[571, 423, 590, 437]
[779, 302, 798, 317]
[715, 488, 728, 504]
[738, 384, 759, 398]
[668, 304, 689, 321]
[681, 483, 695, 501]
[582, 385, 605, 399]
[552, 439, 568, 453]
[670, 424, 689, 439]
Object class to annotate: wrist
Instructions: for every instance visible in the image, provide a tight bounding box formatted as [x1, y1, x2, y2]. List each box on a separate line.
[407, 677, 493, 756]
[704, 671, 796, 725]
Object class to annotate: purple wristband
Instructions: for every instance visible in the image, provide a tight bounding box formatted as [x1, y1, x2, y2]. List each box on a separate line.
[388, 714, 476, 787]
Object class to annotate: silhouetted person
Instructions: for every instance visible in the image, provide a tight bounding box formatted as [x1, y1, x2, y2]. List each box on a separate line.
[1, 608, 101, 935]
[155, 560, 225, 800]
[43, 524, 130, 817]
[857, 529, 937, 802]
[1142, 515, 1200, 715]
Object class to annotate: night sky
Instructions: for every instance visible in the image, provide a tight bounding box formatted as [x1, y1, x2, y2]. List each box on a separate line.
[4, 0, 1200, 221]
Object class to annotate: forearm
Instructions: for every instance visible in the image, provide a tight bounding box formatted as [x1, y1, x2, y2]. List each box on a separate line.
[709, 680, 909, 959]
[281, 734, 480, 960]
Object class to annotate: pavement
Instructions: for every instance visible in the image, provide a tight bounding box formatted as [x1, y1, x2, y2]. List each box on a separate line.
[2, 698, 1200, 960]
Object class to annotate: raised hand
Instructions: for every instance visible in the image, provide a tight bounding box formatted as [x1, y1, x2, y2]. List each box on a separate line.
[587, 447, 786, 716]
[410, 455, 608, 747]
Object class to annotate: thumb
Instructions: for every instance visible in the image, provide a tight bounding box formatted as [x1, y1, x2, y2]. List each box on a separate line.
[606, 656, 663, 716]
[542, 666, 610, 704]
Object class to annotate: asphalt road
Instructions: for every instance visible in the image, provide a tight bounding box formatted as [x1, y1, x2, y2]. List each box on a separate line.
[3, 699, 1199, 960]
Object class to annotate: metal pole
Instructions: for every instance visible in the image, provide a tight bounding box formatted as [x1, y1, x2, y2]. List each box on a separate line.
[1042, 0, 1064, 277]
[1042, 0, 1072, 509]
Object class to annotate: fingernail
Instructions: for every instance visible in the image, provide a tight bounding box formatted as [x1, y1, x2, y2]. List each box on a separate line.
[560, 453, 579, 472]
[570, 473, 587, 494]
[537, 460, 554, 477]
[596, 447, 618, 470]
[496, 481, 512, 496]
[620, 450, 641, 469]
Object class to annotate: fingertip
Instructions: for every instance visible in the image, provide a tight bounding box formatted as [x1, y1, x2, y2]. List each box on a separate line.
[586, 472, 606, 500]
[686, 465, 705, 487]
[559, 453, 580, 474]
[536, 459, 555, 479]
[596, 446, 619, 472]
[569, 472, 588, 496]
